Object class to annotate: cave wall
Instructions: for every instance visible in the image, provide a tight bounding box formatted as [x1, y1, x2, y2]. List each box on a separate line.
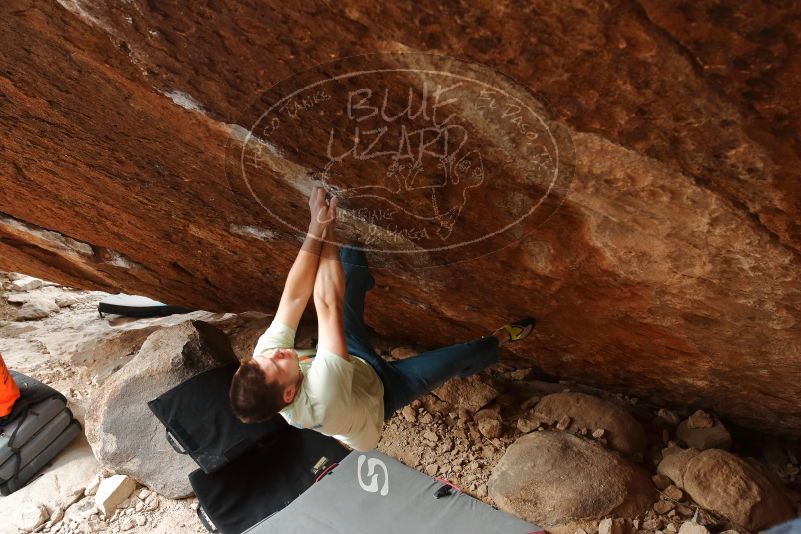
[1, 0, 800, 434]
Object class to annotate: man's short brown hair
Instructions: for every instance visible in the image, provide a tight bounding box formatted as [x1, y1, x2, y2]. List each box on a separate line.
[229, 359, 287, 423]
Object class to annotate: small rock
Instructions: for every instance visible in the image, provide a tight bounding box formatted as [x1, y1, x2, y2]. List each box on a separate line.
[137, 488, 151, 500]
[420, 413, 434, 425]
[11, 275, 43, 291]
[145, 498, 159, 512]
[15, 296, 59, 320]
[598, 517, 626, 534]
[85, 476, 101, 497]
[478, 415, 503, 439]
[658, 408, 681, 426]
[55, 295, 78, 307]
[652, 473, 672, 490]
[687, 410, 715, 429]
[517, 416, 540, 434]
[13, 503, 50, 532]
[675, 504, 694, 517]
[425, 464, 438, 476]
[663, 484, 683, 501]
[678, 521, 709, 534]
[6, 293, 29, 304]
[119, 517, 135, 531]
[476, 484, 488, 498]
[423, 430, 439, 443]
[643, 517, 663, 530]
[556, 415, 572, 431]
[95, 475, 137, 516]
[592, 428, 606, 439]
[666, 524, 678, 533]
[50, 507, 65, 525]
[521, 395, 540, 410]
[676, 417, 731, 450]
[654, 500, 676, 514]
[390, 346, 417, 359]
[401, 406, 417, 423]
[134, 502, 144, 512]
[433, 375, 500, 412]
[134, 516, 146, 527]
[507, 368, 532, 381]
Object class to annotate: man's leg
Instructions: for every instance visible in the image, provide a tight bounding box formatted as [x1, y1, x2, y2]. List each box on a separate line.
[383, 335, 501, 416]
[338, 246, 409, 419]
[339, 245, 376, 357]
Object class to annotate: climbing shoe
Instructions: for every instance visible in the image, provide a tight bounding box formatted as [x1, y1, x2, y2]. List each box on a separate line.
[493, 318, 536, 345]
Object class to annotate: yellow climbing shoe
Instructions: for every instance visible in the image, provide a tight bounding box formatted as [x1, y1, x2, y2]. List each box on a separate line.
[493, 318, 536, 345]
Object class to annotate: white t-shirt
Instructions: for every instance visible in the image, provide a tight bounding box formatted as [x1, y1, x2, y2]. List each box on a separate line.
[252, 320, 385, 451]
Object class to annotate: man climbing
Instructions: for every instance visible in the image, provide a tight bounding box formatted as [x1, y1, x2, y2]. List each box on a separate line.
[229, 186, 535, 451]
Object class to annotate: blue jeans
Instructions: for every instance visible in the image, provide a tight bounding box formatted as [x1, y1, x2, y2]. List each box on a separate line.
[339, 246, 500, 420]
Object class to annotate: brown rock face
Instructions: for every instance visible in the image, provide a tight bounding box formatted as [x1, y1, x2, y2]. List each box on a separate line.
[1, 2, 801, 434]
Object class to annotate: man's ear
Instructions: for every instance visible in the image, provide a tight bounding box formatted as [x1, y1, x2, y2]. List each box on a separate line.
[283, 383, 296, 404]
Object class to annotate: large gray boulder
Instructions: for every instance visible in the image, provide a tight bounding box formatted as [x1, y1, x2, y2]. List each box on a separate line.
[85, 320, 238, 498]
[534, 392, 647, 457]
[488, 431, 654, 528]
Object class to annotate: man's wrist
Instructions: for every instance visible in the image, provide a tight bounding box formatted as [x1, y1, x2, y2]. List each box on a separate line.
[307, 223, 324, 238]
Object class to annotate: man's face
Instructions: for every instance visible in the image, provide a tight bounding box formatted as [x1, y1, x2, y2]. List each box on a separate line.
[254, 348, 302, 402]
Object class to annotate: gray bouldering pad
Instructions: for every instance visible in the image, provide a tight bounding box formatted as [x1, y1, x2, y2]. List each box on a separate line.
[0, 409, 72, 481]
[0, 419, 81, 495]
[244, 450, 543, 534]
[0, 397, 66, 466]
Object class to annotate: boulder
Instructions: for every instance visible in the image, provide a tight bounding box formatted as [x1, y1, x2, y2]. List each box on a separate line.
[534, 392, 647, 457]
[680, 449, 795, 531]
[433, 375, 500, 412]
[676, 415, 731, 450]
[657, 446, 701, 486]
[488, 431, 654, 527]
[85, 320, 238, 498]
[95, 474, 137, 516]
[3, 1, 801, 438]
[15, 296, 59, 320]
[11, 276, 43, 291]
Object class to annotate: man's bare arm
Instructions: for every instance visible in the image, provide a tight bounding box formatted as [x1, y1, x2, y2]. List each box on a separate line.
[273, 187, 336, 330]
[313, 228, 349, 360]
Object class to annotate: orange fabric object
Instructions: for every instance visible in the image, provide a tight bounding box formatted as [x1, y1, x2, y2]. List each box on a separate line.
[0, 354, 20, 417]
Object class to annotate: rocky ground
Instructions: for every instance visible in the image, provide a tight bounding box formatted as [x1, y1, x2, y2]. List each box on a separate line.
[1, 273, 800, 534]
